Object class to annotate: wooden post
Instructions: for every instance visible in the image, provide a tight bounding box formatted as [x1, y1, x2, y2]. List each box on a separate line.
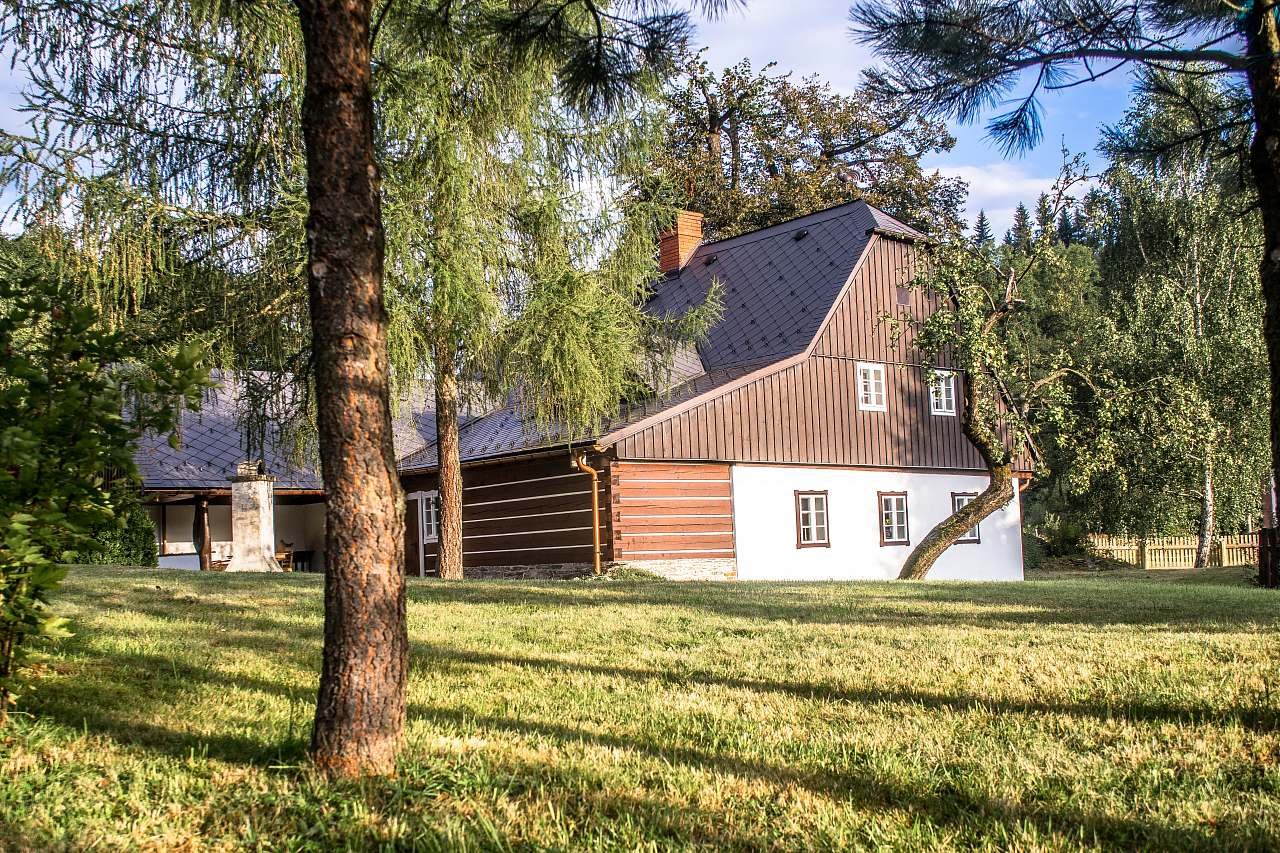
[193, 497, 212, 571]
[1138, 538, 1149, 571]
[159, 503, 168, 557]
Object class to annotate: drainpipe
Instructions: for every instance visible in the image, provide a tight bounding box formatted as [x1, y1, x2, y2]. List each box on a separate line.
[573, 451, 603, 576]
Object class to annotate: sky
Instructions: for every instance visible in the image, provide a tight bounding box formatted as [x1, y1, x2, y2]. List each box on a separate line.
[694, 1, 1135, 234]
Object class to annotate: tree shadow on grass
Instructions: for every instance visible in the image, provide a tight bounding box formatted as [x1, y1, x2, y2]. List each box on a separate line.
[401, 577, 1277, 633]
[23, 643, 1272, 850]
[408, 642, 1279, 734]
[402, 702, 1273, 852]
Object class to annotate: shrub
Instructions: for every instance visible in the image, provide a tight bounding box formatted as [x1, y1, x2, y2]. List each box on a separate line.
[0, 245, 207, 713]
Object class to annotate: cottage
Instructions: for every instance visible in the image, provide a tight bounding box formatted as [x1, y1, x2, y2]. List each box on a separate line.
[136, 201, 1027, 580]
[397, 201, 1029, 581]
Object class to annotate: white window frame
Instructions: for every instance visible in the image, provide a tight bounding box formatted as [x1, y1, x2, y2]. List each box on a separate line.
[856, 361, 887, 412]
[795, 491, 830, 548]
[878, 492, 909, 545]
[951, 492, 980, 543]
[406, 490, 440, 577]
[929, 370, 957, 416]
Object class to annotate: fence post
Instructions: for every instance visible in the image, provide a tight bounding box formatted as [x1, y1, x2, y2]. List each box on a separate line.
[1209, 538, 1222, 568]
[1138, 538, 1148, 571]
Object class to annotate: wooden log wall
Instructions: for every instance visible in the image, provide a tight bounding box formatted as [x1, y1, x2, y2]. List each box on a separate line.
[609, 461, 736, 560]
[401, 453, 608, 574]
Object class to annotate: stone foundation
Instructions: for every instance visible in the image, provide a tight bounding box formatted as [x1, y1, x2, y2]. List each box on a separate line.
[610, 558, 738, 581]
[465, 562, 595, 581]
[460, 558, 738, 581]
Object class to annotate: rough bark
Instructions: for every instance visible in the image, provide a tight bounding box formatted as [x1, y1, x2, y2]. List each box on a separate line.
[297, 0, 408, 777]
[1195, 455, 1215, 570]
[1245, 5, 1280, 589]
[433, 338, 464, 580]
[899, 373, 1017, 580]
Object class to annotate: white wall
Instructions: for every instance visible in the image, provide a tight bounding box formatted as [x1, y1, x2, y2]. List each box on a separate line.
[731, 464, 1023, 581]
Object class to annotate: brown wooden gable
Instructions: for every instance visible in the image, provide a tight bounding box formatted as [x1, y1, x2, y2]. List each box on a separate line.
[609, 235, 987, 470]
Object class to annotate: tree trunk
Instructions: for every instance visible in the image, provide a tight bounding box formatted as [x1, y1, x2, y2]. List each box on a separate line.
[297, 0, 408, 778]
[433, 338, 464, 580]
[899, 372, 1016, 579]
[1244, 6, 1280, 589]
[898, 464, 1015, 580]
[1195, 455, 1215, 569]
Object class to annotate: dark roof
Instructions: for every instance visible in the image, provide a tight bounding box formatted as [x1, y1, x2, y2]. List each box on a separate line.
[398, 363, 763, 471]
[645, 200, 920, 372]
[136, 373, 436, 491]
[147, 201, 919, 480]
[399, 200, 919, 469]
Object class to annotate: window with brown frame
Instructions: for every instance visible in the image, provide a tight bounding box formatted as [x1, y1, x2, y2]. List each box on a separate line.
[951, 492, 980, 543]
[795, 491, 830, 548]
[878, 491, 909, 545]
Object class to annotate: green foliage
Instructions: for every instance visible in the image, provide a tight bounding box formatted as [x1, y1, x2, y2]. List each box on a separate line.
[80, 484, 158, 568]
[1032, 78, 1268, 538]
[904, 160, 1098, 479]
[971, 210, 994, 247]
[0, 243, 207, 706]
[1037, 513, 1089, 557]
[3, 1, 714, 453]
[658, 51, 964, 239]
[850, 1, 1254, 158]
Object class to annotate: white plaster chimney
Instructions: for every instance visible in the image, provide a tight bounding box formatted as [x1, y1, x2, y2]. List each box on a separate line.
[225, 460, 283, 573]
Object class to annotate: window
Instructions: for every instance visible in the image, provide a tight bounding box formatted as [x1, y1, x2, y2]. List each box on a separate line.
[857, 361, 887, 411]
[878, 491, 909, 545]
[951, 493, 980, 543]
[929, 370, 956, 416]
[408, 490, 440, 543]
[895, 285, 911, 306]
[795, 491, 830, 548]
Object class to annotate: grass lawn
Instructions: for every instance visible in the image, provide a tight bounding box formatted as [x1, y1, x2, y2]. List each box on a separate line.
[2, 566, 1278, 851]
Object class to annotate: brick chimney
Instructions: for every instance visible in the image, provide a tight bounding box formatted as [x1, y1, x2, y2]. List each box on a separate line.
[659, 210, 703, 273]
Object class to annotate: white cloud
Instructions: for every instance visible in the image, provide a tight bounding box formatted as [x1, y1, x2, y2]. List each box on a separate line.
[695, 2, 873, 93]
[931, 162, 1064, 236]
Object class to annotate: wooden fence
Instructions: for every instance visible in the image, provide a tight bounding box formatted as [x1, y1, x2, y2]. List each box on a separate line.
[1087, 534, 1258, 569]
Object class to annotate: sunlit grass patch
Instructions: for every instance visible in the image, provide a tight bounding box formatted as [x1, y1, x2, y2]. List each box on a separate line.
[2, 565, 1277, 850]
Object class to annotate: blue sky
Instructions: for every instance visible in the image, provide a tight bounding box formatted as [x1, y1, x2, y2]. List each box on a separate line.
[695, 1, 1135, 233]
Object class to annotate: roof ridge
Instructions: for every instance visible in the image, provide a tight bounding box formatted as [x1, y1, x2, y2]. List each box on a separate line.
[692, 199, 873, 254]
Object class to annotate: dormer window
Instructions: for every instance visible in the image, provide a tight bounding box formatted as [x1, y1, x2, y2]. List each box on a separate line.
[856, 362, 887, 412]
[929, 370, 957, 416]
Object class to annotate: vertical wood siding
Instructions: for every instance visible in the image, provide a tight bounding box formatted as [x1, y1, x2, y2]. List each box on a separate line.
[401, 453, 608, 573]
[610, 462, 736, 559]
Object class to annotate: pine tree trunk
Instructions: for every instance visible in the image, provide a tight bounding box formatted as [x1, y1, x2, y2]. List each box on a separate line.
[1195, 455, 1215, 570]
[434, 338, 464, 580]
[1245, 6, 1280, 589]
[297, 0, 408, 778]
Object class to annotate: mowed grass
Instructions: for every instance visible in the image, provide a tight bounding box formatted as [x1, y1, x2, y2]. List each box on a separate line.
[2, 566, 1278, 851]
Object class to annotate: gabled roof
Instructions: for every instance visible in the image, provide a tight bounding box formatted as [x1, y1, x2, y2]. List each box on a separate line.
[646, 200, 922, 372]
[136, 372, 436, 491]
[399, 200, 920, 470]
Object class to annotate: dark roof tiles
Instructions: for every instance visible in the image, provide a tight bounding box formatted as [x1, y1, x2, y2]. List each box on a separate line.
[136, 373, 436, 490]
[646, 200, 902, 372]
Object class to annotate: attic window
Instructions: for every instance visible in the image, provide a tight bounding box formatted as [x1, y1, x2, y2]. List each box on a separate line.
[704, 254, 718, 266]
[793, 229, 809, 241]
[896, 285, 910, 306]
